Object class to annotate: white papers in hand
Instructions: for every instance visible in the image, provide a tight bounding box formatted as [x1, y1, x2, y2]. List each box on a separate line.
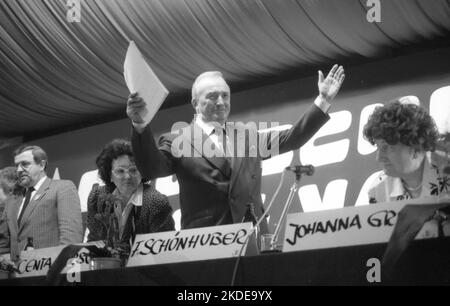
[124, 41, 169, 125]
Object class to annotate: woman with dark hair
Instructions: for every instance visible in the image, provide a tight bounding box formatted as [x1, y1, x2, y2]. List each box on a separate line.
[86, 139, 175, 246]
[364, 100, 449, 203]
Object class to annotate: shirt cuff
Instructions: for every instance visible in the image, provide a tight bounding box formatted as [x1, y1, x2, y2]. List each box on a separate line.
[132, 121, 148, 134]
[314, 95, 331, 114]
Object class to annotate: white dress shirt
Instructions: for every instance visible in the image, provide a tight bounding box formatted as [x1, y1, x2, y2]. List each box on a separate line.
[194, 116, 231, 156]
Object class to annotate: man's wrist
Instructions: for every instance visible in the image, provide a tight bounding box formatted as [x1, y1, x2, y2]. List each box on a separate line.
[314, 95, 331, 114]
[132, 120, 147, 133]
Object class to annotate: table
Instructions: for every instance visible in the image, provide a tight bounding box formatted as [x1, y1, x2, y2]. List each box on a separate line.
[1, 237, 449, 286]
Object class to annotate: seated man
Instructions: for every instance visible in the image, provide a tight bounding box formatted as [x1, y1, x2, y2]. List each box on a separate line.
[127, 65, 345, 232]
[0, 145, 83, 260]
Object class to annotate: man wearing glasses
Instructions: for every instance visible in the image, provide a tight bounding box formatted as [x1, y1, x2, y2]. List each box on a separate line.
[0, 145, 83, 260]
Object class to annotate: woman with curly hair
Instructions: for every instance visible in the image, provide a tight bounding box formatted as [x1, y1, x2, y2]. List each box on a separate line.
[364, 100, 449, 203]
[87, 139, 175, 246]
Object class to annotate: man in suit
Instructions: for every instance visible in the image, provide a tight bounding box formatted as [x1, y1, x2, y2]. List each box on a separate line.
[0, 145, 83, 260]
[127, 65, 345, 232]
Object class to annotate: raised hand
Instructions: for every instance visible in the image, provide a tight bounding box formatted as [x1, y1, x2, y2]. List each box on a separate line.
[126, 92, 146, 124]
[318, 64, 345, 102]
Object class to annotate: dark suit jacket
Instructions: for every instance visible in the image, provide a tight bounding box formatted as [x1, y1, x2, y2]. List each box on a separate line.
[86, 183, 175, 243]
[132, 104, 329, 232]
[0, 177, 83, 259]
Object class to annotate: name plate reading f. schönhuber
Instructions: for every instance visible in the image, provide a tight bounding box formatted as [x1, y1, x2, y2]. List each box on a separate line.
[127, 222, 256, 267]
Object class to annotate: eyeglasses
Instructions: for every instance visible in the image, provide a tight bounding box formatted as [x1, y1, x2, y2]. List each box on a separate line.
[15, 161, 33, 170]
[112, 167, 139, 178]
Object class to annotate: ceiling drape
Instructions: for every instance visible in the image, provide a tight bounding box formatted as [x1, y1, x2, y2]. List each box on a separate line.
[0, 0, 449, 137]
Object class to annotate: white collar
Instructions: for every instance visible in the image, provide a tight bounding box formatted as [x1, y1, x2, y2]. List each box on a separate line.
[387, 176, 405, 198]
[195, 115, 225, 136]
[123, 183, 143, 207]
[31, 175, 47, 192]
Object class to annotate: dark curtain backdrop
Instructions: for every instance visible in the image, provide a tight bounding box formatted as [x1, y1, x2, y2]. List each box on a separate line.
[0, 0, 449, 137]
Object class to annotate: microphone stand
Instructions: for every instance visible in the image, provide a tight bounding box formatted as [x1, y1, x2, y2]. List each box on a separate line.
[270, 170, 302, 250]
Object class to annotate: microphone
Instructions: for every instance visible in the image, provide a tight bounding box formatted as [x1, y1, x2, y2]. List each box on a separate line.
[285, 165, 315, 176]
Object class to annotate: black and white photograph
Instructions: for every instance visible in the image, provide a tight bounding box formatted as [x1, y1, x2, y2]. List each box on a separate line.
[0, 0, 449, 289]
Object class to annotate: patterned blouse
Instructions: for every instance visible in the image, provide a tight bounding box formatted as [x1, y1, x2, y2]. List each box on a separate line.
[368, 152, 450, 204]
[87, 183, 175, 244]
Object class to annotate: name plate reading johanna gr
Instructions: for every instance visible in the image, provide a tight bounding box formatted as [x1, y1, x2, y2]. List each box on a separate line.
[127, 222, 256, 267]
[282, 199, 438, 252]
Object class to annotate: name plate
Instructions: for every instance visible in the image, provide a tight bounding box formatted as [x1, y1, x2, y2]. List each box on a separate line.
[127, 222, 257, 267]
[60, 247, 92, 275]
[4, 246, 65, 278]
[283, 199, 439, 252]
[0, 245, 94, 278]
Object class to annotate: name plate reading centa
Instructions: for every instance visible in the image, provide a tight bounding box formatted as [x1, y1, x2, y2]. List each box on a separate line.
[282, 200, 438, 253]
[0, 245, 94, 278]
[127, 222, 256, 267]
[9, 246, 65, 278]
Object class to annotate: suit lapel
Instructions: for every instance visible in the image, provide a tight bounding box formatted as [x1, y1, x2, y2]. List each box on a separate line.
[190, 122, 231, 178]
[229, 157, 243, 196]
[7, 195, 22, 236]
[19, 177, 51, 231]
[228, 122, 249, 195]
